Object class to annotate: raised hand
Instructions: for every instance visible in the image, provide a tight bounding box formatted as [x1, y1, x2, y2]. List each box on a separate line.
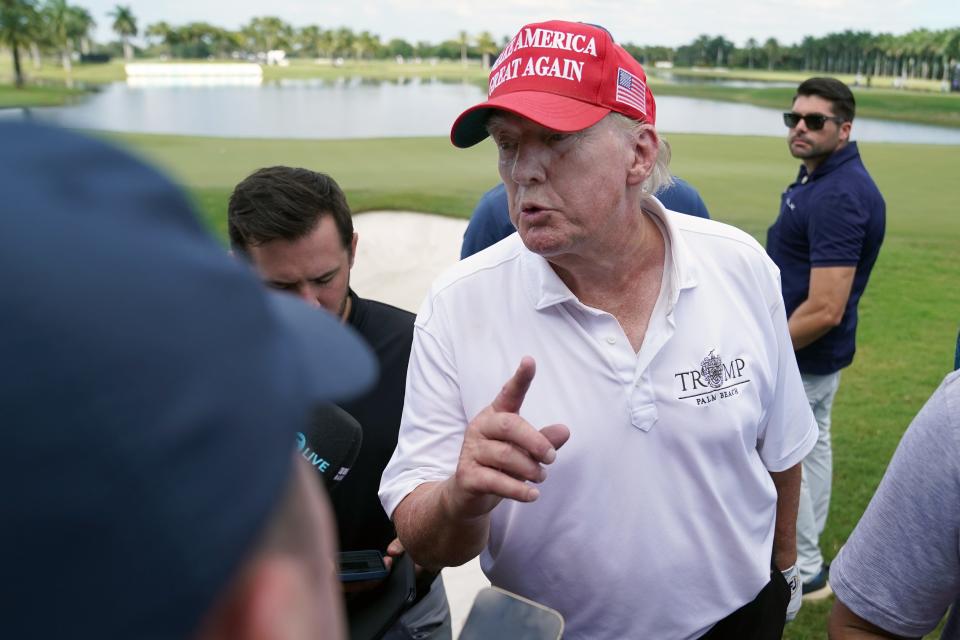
[442, 356, 570, 521]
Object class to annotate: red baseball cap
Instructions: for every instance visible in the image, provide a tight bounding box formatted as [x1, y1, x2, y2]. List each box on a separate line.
[451, 20, 656, 148]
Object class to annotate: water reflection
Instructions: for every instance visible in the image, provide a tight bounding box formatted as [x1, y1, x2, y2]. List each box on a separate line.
[5, 77, 959, 145]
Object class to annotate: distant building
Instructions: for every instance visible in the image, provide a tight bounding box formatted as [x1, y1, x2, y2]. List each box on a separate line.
[266, 50, 288, 66]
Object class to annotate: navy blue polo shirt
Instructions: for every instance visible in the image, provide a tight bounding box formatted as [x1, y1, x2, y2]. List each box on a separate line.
[766, 141, 885, 375]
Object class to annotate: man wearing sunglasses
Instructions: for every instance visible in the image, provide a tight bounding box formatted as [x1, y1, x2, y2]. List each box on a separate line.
[766, 77, 886, 601]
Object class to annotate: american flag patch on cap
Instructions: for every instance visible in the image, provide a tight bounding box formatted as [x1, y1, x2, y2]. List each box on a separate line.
[615, 67, 647, 115]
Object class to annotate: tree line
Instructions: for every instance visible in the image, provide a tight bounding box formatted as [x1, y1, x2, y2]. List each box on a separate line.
[2, 1, 959, 88]
[630, 30, 960, 82]
[2, 0, 135, 85]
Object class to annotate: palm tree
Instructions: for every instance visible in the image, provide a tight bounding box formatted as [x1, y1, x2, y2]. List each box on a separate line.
[874, 33, 896, 76]
[297, 25, 322, 58]
[316, 29, 334, 59]
[937, 28, 960, 84]
[0, 0, 39, 87]
[691, 34, 711, 66]
[799, 36, 815, 71]
[476, 31, 497, 69]
[43, 0, 74, 72]
[708, 35, 733, 67]
[330, 27, 353, 59]
[763, 37, 781, 71]
[744, 37, 758, 69]
[67, 4, 93, 55]
[108, 4, 137, 61]
[351, 30, 379, 60]
[459, 30, 468, 67]
[241, 16, 292, 53]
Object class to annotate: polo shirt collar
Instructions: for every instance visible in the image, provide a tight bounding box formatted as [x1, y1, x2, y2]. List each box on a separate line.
[797, 141, 859, 183]
[519, 194, 698, 312]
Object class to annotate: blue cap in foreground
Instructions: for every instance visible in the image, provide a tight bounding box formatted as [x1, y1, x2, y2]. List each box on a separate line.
[0, 122, 377, 639]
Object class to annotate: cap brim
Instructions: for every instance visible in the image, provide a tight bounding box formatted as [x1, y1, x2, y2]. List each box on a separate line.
[451, 91, 611, 148]
[266, 292, 378, 403]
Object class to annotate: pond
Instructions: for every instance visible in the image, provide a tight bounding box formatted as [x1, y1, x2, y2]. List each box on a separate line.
[6, 77, 959, 145]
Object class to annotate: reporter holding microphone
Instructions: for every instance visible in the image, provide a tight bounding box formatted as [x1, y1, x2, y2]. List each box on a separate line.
[228, 167, 451, 639]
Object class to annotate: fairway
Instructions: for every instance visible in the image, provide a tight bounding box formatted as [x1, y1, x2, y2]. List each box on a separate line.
[108, 130, 958, 638]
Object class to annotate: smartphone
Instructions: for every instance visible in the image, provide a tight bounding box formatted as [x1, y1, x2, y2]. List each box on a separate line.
[459, 587, 565, 639]
[338, 550, 389, 582]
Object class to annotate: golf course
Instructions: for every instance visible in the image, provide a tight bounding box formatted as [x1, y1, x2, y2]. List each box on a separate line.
[92, 128, 956, 639]
[4, 0, 960, 633]
[5, 56, 958, 639]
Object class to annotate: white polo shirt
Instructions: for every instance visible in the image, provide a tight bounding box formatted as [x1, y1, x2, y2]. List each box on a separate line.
[380, 198, 816, 640]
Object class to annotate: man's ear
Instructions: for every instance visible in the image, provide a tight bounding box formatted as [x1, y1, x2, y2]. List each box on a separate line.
[626, 126, 659, 188]
[196, 557, 318, 640]
[839, 120, 853, 144]
[348, 232, 359, 269]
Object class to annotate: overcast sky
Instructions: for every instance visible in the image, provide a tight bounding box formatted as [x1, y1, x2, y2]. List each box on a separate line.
[82, 0, 959, 48]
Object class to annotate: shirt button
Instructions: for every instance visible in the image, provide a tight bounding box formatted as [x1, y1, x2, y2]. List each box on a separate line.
[605, 336, 617, 345]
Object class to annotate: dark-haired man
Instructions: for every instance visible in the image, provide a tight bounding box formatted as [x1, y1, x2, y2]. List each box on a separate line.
[766, 77, 886, 600]
[229, 167, 451, 639]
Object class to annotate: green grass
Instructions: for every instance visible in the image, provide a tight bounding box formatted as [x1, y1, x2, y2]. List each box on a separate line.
[0, 59, 130, 84]
[667, 137, 957, 636]
[101, 132, 501, 238]
[100, 130, 958, 638]
[0, 83, 88, 107]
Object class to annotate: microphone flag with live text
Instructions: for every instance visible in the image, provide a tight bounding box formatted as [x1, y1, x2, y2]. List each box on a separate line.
[297, 403, 363, 492]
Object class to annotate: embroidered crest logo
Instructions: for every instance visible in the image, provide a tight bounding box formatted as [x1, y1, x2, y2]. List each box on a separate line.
[700, 349, 724, 389]
[674, 351, 751, 405]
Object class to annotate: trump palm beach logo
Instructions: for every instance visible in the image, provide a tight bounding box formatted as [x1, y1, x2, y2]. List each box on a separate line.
[675, 349, 751, 406]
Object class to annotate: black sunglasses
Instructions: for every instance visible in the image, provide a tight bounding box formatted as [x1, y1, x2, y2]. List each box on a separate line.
[783, 112, 846, 130]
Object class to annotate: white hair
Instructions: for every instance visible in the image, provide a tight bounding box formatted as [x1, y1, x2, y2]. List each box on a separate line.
[607, 112, 673, 196]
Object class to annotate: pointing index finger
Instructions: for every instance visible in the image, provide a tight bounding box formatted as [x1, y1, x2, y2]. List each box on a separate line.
[490, 356, 536, 414]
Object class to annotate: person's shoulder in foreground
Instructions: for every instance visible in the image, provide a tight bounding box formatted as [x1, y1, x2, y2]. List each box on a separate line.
[1, 121, 376, 640]
[828, 369, 960, 639]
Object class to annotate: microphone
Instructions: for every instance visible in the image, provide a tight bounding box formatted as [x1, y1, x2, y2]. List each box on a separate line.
[297, 403, 363, 491]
